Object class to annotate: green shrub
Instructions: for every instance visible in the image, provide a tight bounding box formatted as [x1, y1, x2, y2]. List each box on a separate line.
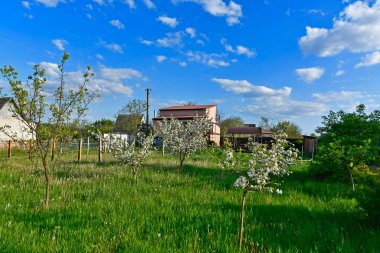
[354, 164, 380, 224]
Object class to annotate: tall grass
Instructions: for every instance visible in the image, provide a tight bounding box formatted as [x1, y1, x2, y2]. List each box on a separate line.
[0, 150, 379, 252]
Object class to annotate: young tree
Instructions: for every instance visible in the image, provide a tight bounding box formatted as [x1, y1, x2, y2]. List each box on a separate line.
[227, 132, 298, 249]
[0, 52, 96, 208]
[109, 132, 155, 181]
[158, 117, 212, 169]
[314, 104, 380, 190]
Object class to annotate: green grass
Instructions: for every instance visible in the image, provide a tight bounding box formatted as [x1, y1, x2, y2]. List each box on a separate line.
[0, 150, 379, 252]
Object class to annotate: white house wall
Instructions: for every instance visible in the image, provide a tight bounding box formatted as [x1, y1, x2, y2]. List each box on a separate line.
[0, 102, 33, 141]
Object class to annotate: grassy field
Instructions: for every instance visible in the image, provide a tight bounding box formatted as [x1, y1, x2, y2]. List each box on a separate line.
[0, 150, 379, 252]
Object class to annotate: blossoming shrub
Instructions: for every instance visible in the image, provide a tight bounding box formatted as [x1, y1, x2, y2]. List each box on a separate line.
[110, 132, 155, 180]
[158, 117, 212, 169]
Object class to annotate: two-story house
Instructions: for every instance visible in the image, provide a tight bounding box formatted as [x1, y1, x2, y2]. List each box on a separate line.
[152, 105, 221, 146]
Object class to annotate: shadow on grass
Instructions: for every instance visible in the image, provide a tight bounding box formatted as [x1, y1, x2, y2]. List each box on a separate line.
[213, 200, 370, 252]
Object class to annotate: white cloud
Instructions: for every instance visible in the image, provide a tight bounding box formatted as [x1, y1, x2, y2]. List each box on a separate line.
[52, 39, 68, 51]
[99, 40, 123, 54]
[355, 51, 380, 68]
[295, 67, 324, 83]
[173, 0, 242, 26]
[209, 98, 224, 104]
[335, 70, 345, 76]
[109, 19, 125, 29]
[179, 61, 187, 67]
[156, 55, 167, 63]
[39, 62, 144, 96]
[22, 1, 31, 9]
[212, 78, 291, 97]
[143, 0, 155, 9]
[123, 0, 136, 8]
[240, 96, 328, 119]
[93, 0, 105, 5]
[24, 13, 34, 19]
[299, 1, 380, 57]
[141, 32, 184, 48]
[157, 16, 178, 28]
[35, 0, 64, 7]
[221, 39, 255, 58]
[96, 54, 104, 59]
[312, 91, 365, 102]
[186, 51, 229, 67]
[185, 27, 196, 38]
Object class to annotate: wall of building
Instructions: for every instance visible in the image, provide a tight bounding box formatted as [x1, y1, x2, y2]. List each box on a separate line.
[0, 103, 33, 141]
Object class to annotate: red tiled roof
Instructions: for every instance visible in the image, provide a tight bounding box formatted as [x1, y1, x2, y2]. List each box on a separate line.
[159, 105, 216, 110]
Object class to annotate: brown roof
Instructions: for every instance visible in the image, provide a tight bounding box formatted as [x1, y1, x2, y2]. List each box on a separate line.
[0, 97, 13, 110]
[227, 127, 273, 135]
[159, 105, 216, 111]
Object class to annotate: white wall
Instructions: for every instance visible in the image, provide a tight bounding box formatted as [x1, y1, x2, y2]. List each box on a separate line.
[0, 102, 33, 141]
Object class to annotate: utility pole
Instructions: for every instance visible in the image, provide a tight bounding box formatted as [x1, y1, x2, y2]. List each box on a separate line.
[145, 88, 151, 133]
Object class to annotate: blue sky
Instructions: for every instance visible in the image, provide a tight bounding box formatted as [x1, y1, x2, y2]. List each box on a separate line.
[0, 0, 379, 134]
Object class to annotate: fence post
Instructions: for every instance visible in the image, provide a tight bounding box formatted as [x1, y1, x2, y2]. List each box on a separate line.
[87, 137, 90, 155]
[78, 139, 83, 162]
[51, 139, 56, 161]
[162, 140, 165, 156]
[7, 140, 12, 159]
[28, 140, 32, 160]
[98, 137, 102, 163]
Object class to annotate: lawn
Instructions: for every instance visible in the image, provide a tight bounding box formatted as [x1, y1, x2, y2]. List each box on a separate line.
[0, 150, 379, 252]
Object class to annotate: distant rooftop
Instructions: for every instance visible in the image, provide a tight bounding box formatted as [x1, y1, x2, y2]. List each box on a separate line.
[227, 127, 273, 135]
[159, 105, 216, 111]
[0, 97, 13, 110]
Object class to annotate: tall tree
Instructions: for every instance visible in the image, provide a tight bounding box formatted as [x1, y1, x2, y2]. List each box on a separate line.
[259, 117, 302, 138]
[220, 116, 245, 135]
[0, 52, 96, 208]
[118, 99, 146, 116]
[314, 104, 380, 190]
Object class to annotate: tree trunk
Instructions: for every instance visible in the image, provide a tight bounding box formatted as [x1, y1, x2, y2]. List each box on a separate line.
[349, 169, 355, 191]
[239, 190, 248, 250]
[43, 159, 50, 209]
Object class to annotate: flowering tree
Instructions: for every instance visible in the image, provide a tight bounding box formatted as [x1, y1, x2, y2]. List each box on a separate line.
[229, 132, 299, 249]
[158, 117, 212, 169]
[110, 132, 155, 181]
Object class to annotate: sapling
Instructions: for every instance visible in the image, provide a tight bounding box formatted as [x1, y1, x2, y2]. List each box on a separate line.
[229, 132, 299, 249]
[0, 52, 96, 209]
[110, 132, 155, 181]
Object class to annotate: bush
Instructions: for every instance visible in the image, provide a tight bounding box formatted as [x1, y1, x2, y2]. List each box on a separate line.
[354, 164, 380, 224]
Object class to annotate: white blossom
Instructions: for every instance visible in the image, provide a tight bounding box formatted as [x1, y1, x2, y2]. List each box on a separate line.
[158, 116, 212, 168]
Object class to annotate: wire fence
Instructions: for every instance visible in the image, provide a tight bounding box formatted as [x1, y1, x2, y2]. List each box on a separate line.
[0, 139, 115, 162]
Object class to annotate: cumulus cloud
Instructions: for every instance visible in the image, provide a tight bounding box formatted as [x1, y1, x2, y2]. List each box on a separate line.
[335, 70, 345, 76]
[52, 39, 68, 51]
[22, 1, 31, 9]
[299, 0, 380, 57]
[109, 19, 125, 29]
[186, 51, 229, 67]
[157, 16, 178, 28]
[156, 55, 167, 63]
[295, 67, 324, 83]
[355, 51, 380, 68]
[185, 27, 196, 38]
[141, 32, 184, 48]
[239, 96, 328, 119]
[99, 40, 124, 54]
[35, 0, 65, 7]
[123, 0, 136, 8]
[143, 0, 155, 9]
[221, 39, 255, 58]
[39, 62, 144, 96]
[172, 0, 243, 26]
[179, 61, 187, 67]
[212, 78, 291, 97]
